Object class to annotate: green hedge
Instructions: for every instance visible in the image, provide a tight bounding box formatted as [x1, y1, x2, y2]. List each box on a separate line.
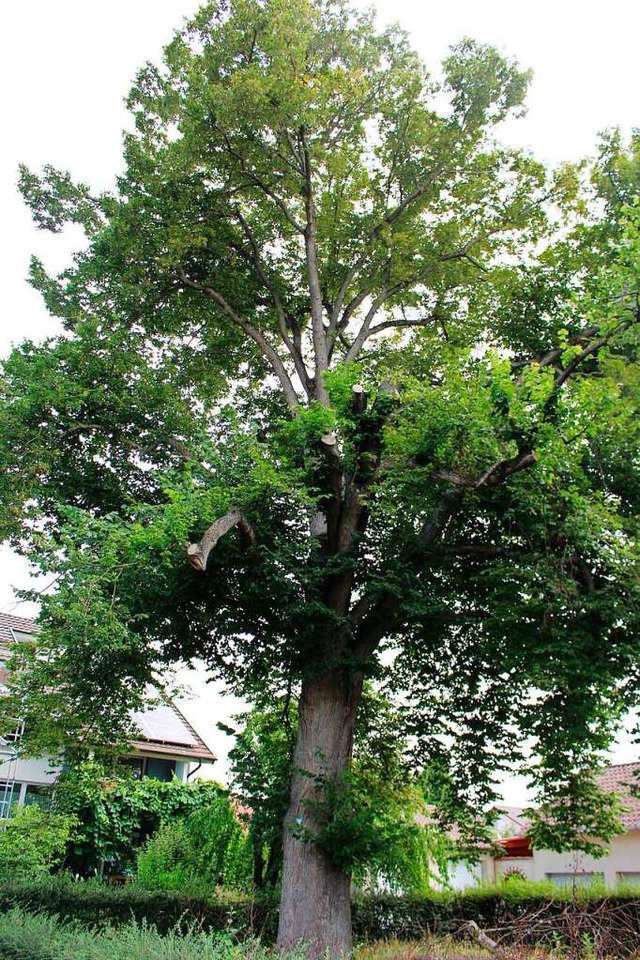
[2, 878, 640, 954]
[352, 892, 640, 954]
[0, 878, 278, 941]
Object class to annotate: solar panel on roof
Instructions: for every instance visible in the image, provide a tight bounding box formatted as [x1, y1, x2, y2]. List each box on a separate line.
[130, 703, 196, 746]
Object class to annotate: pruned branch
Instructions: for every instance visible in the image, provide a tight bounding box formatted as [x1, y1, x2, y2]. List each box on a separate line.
[350, 384, 367, 415]
[460, 921, 510, 959]
[187, 507, 256, 572]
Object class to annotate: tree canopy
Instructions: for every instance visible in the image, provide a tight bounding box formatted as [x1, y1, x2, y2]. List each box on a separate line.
[1, 0, 639, 952]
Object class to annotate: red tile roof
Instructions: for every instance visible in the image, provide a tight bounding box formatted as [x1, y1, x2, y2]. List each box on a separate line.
[0, 613, 38, 643]
[597, 762, 640, 831]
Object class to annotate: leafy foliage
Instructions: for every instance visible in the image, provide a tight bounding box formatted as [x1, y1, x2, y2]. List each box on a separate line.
[224, 702, 296, 891]
[136, 796, 253, 893]
[0, 908, 265, 960]
[0, 0, 639, 944]
[0, 806, 77, 880]
[227, 690, 456, 893]
[52, 762, 228, 873]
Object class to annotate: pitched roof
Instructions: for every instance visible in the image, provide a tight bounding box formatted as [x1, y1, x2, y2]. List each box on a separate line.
[0, 613, 39, 643]
[129, 701, 216, 763]
[597, 762, 640, 831]
[0, 612, 215, 764]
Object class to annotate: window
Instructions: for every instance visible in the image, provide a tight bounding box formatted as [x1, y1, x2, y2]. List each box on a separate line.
[617, 872, 640, 887]
[120, 757, 144, 779]
[119, 757, 176, 781]
[23, 784, 51, 811]
[546, 872, 602, 888]
[2, 723, 23, 744]
[145, 758, 176, 782]
[0, 781, 17, 818]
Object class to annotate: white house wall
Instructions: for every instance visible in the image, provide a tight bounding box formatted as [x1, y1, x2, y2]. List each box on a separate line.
[528, 832, 640, 888]
[0, 752, 58, 786]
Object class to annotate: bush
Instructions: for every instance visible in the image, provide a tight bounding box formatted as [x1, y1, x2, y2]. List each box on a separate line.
[53, 761, 229, 874]
[0, 805, 76, 880]
[0, 875, 278, 940]
[2, 876, 640, 955]
[136, 797, 253, 894]
[0, 908, 273, 960]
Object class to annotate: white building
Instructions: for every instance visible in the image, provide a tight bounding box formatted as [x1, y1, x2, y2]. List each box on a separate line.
[0, 612, 216, 815]
[469, 765, 640, 889]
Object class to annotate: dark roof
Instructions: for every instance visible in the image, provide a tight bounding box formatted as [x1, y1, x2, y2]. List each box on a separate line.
[0, 612, 215, 764]
[597, 762, 640, 831]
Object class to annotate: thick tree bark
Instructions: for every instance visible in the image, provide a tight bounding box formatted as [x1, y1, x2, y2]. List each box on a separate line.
[277, 669, 363, 959]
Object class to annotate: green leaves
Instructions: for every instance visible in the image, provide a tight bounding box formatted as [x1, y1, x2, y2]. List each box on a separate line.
[53, 762, 230, 873]
[0, 806, 77, 880]
[443, 38, 531, 131]
[2, 0, 640, 863]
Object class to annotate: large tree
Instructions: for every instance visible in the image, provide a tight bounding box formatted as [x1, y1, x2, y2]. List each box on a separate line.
[1, 0, 639, 953]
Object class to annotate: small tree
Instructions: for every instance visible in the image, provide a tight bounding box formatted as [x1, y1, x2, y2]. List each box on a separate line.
[227, 690, 450, 894]
[136, 795, 253, 893]
[1, 1, 639, 954]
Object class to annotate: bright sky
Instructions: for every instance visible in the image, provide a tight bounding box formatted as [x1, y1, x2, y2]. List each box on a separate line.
[1, 0, 638, 791]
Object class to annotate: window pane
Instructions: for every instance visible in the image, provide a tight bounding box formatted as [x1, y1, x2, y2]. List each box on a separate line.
[23, 784, 51, 810]
[144, 758, 176, 782]
[546, 872, 602, 888]
[0, 781, 18, 818]
[120, 758, 144, 779]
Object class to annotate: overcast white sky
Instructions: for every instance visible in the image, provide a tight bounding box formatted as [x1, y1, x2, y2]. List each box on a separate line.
[1, 0, 638, 791]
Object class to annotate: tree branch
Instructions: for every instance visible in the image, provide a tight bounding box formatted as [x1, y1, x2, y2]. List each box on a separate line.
[301, 127, 330, 405]
[187, 507, 256, 572]
[331, 163, 448, 323]
[475, 449, 538, 488]
[339, 239, 485, 364]
[178, 271, 301, 414]
[221, 134, 305, 233]
[350, 489, 463, 657]
[233, 211, 313, 397]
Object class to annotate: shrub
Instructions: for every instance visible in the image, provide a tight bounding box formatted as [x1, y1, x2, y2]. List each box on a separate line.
[136, 796, 253, 894]
[2, 875, 640, 955]
[53, 760, 228, 873]
[0, 908, 272, 960]
[0, 875, 278, 940]
[0, 805, 76, 880]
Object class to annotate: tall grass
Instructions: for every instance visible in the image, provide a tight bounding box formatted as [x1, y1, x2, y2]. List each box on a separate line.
[0, 909, 272, 960]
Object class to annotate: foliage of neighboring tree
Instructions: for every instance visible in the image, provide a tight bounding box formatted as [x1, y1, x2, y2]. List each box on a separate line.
[135, 795, 253, 893]
[0, 806, 77, 880]
[1, 0, 639, 953]
[52, 762, 226, 873]
[226, 689, 453, 894]
[223, 702, 295, 892]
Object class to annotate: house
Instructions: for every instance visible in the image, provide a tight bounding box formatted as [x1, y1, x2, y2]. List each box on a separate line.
[474, 764, 640, 889]
[446, 806, 531, 889]
[0, 612, 216, 815]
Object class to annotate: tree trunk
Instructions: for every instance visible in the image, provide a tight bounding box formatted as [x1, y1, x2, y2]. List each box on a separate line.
[277, 669, 363, 958]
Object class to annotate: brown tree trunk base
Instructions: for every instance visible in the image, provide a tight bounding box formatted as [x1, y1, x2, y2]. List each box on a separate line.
[277, 670, 362, 959]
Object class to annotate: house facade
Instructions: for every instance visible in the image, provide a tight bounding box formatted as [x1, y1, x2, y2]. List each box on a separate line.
[459, 764, 640, 889]
[0, 612, 216, 815]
